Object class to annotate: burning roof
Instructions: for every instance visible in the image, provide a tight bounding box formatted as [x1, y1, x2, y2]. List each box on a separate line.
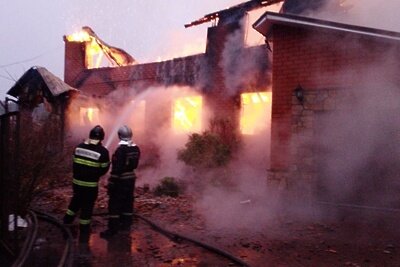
[65, 26, 137, 67]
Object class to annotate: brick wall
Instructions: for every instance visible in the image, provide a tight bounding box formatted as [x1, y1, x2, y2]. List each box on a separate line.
[269, 23, 400, 193]
[64, 24, 270, 132]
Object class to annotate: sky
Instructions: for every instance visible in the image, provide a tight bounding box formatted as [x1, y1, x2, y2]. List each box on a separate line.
[0, 0, 281, 99]
[2, 1, 400, 99]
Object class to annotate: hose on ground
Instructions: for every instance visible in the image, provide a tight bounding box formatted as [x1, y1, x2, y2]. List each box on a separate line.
[94, 212, 250, 267]
[134, 212, 251, 267]
[12, 210, 38, 267]
[29, 208, 74, 267]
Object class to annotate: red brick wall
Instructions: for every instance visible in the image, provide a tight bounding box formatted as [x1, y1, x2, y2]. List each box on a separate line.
[64, 40, 85, 85]
[72, 56, 202, 97]
[271, 24, 400, 170]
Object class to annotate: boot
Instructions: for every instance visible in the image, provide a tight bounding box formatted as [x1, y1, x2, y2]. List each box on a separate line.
[100, 217, 119, 239]
[119, 214, 133, 232]
[79, 224, 91, 243]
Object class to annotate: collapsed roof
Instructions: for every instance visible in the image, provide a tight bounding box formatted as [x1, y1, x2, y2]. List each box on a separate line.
[185, 0, 284, 28]
[65, 26, 137, 67]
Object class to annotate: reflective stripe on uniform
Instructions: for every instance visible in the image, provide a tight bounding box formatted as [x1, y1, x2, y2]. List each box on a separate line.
[110, 171, 136, 180]
[121, 212, 133, 216]
[73, 179, 98, 187]
[73, 156, 109, 168]
[66, 209, 75, 216]
[79, 219, 91, 225]
[75, 147, 101, 160]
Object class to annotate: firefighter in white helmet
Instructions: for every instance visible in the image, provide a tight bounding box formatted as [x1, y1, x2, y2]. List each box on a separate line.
[101, 125, 141, 239]
[63, 125, 110, 242]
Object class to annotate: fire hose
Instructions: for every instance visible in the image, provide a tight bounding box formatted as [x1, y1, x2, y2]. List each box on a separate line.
[316, 201, 400, 213]
[12, 209, 74, 267]
[94, 212, 251, 267]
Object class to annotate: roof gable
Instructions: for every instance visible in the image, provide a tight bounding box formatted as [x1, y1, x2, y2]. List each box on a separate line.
[7, 66, 77, 101]
[253, 12, 400, 42]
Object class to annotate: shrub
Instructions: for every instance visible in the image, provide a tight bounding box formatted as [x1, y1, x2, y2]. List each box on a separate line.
[177, 118, 240, 170]
[153, 177, 182, 197]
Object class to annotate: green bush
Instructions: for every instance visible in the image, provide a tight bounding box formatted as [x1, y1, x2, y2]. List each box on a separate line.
[177, 118, 240, 170]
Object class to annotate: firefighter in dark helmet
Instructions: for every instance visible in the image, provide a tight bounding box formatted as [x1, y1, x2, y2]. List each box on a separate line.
[100, 125, 140, 239]
[63, 125, 110, 242]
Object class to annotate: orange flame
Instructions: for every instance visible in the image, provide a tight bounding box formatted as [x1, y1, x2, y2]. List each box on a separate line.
[240, 92, 272, 135]
[79, 107, 100, 126]
[66, 30, 90, 42]
[66, 27, 135, 68]
[66, 29, 104, 68]
[172, 96, 202, 133]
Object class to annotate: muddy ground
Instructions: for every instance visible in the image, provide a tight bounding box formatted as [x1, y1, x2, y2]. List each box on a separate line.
[31, 177, 400, 267]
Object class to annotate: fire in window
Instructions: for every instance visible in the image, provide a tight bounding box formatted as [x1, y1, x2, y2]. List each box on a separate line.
[172, 96, 202, 133]
[240, 92, 272, 135]
[79, 107, 100, 126]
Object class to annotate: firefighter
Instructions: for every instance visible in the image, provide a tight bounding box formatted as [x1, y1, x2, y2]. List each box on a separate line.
[100, 125, 140, 239]
[63, 125, 110, 242]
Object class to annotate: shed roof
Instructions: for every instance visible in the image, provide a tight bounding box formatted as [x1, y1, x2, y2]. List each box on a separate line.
[0, 100, 18, 117]
[253, 11, 400, 42]
[7, 66, 77, 100]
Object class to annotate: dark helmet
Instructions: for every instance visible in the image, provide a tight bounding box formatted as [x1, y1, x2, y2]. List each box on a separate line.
[118, 125, 132, 141]
[89, 125, 105, 141]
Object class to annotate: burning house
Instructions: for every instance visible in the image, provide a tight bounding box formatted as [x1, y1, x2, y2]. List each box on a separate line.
[63, 1, 276, 168]
[63, 0, 400, 208]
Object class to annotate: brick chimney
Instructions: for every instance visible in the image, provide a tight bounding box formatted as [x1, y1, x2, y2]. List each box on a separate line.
[63, 37, 86, 87]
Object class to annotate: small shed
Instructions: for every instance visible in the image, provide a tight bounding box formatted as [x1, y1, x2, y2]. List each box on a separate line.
[1, 67, 77, 252]
[7, 66, 77, 142]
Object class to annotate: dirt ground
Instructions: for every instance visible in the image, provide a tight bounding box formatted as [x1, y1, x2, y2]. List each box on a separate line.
[31, 178, 400, 267]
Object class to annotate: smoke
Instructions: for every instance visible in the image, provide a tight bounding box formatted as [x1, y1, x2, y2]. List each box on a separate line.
[290, 1, 400, 212]
[314, 61, 400, 208]
[307, 0, 400, 33]
[221, 19, 271, 97]
[66, 84, 214, 186]
[193, 132, 276, 233]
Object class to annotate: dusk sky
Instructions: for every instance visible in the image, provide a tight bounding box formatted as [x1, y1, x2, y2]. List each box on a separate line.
[0, 0, 283, 99]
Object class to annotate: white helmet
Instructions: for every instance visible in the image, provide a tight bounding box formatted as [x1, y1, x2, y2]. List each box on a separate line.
[118, 125, 132, 141]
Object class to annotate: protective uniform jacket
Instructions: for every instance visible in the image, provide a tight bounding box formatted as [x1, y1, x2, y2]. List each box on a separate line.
[73, 139, 110, 187]
[110, 141, 140, 182]
[100, 141, 140, 237]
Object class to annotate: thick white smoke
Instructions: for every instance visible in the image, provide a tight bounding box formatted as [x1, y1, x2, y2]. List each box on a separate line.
[66, 85, 214, 187]
[301, 1, 400, 211]
[221, 19, 271, 97]
[311, 0, 400, 33]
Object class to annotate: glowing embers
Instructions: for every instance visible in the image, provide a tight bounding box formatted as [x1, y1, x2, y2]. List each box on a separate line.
[79, 107, 100, 126]
[66, 31, 90, 42]
[172, 96, 202, 133]
[240, 92, 272, 135]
